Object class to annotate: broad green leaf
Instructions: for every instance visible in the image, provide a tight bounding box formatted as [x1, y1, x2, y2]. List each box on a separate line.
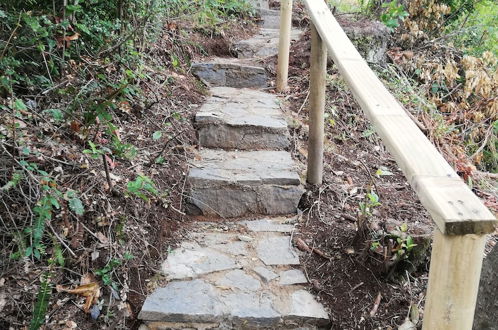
[69, 197, 84, 215]
[14, 99, 27, 111]
[43, 109, 64, 121]
[152, 131, 162, 140]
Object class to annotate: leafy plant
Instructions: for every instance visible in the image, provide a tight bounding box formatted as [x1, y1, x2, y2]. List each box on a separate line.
[380, 0, 409, 30]
[389, 223, 418, 259]
[359, 191, 381, 217]
[126, 175, 160, 201]
[95, 258, 122, 291]
[65, 190, 85, 216]
[83, 141, 109, 159]
[30, 271, 52, 330]
[95, 254, 133, 291]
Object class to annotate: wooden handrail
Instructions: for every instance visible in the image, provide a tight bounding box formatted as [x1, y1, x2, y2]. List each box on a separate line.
[276, 0, 496, 328]
[300, 0, 495, 236]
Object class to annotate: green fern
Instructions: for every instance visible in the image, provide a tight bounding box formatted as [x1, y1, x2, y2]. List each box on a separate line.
[29, 191, 60, 259]
[52, 237, 65, 267]
[30, 272, 52, 330]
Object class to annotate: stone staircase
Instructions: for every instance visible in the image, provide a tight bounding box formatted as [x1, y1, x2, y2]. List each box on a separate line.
[139, 2, 330, 329]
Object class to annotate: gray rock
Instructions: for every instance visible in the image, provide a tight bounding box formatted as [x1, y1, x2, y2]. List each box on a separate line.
[237, 234, 254, 242]
[196, 87, 290, 150]
[141, 321, 220, 330]
[216, 270, 261, 291]
[223, 292, 281, 326]
[187, 149, 304, 218]
[286, 290, 329, 324]
[260, 9, 279, 16]
[262, 15, 280, 29]
[244, 219, 295, 233]
[191, 232, 236, 246]
[247, 0, 269, 10]
[340, 16, 390, 64]
[235, 28, 303, 59]
[161, 246, 239, 280]
[254, 266, 279, 283]
[188, 150, 301, 186]
[139, 280, 224, 322]
[211, 241, 249, 256]
[257, 236, 300, 265]
[279, 269, 307, 285]
[191, 58, 267, 88]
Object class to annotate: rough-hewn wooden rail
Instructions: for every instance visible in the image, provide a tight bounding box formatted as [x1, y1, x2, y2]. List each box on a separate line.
[276, 0, 497, 328]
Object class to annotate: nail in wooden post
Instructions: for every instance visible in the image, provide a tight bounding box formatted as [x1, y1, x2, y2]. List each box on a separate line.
[423, 228, 487, 330]
[307, 23, 327, 185]
[276, 0, 293, 92]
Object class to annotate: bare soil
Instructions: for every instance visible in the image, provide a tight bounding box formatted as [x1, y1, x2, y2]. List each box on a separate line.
[262, 30, 433, 329]
[2, 7, 495, 330]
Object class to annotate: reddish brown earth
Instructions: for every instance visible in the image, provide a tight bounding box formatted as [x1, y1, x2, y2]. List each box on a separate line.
[1, 6, 495, 330]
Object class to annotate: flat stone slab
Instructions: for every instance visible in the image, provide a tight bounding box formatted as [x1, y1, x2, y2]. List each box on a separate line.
[262, 15, 280, 29]
[187, 149, 304, 218]
[287, 290, 329, 324]
[138, 279, 223, 322]
[257, 236, 300, 265]
[235, 28, 303, 59]
[190, 232, 236, 246]
[161, 246, 239, 280]
[216, 270, 261, 291]
[191, 58, 267, 88]
[247, 0, 269, 10]
[279, 269, 307, 285]
[254, 266, 279, 283]
[224, 291, 280, 326]
[211, 241, 249, 256]
[140, 226, 330, 328]
[244, 219, 295, 233]
[196, 87, 290, 150]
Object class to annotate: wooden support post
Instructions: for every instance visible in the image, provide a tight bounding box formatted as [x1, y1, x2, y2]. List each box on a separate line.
[306, 23, 327, 185]
[276, 0, 293, 92]
[423, 228, 487, 330]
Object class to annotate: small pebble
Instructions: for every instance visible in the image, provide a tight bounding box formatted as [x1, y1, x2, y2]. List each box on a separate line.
[237, 235, 253, 242]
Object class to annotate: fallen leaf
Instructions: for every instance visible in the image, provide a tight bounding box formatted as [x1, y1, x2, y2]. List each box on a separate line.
[105, 155, 116, 170]
[70, 121, 80, 133]
[80, 273, 96, 286]
[96, 232, 109, 244]
[64, 320, 78, 329]
[56, 282, 100, 313]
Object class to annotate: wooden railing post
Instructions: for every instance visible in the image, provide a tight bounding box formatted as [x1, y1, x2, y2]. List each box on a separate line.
[423, 229, 487, 329]
[306, 23, 327, 185]
[276, 0, 293, 92]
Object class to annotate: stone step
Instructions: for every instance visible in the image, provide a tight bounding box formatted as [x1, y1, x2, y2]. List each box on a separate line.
[139, 221, 330, 329]
[247, 0, 270, 11]
[186, 149, 304, 218]
[261, 15, 280, 29]
[196, 87, 290, 150]
[235, 28, 303, 59]
[260, 9, 279, 16]
[192, 58, 267, 89]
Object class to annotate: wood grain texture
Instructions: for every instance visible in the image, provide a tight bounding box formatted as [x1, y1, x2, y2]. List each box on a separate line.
[423, 229, 487, 329]
[276, 0, 293, 92]
[301, 0, 496, 235]
[307, 23, 327, 185]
